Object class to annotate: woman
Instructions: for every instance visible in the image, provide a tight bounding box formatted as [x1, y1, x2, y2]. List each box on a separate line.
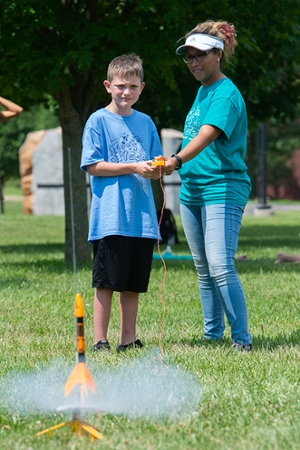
[164, 20, 252, 351]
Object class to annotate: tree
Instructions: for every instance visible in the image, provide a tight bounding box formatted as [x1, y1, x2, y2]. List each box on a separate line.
[266, 114, 300, 198]
[1, 0, 300, 264]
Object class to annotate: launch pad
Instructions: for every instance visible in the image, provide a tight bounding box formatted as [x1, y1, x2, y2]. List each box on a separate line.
[36, 407, 103, 441]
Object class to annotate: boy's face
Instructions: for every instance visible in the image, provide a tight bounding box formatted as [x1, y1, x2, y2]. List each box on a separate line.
[103, 75, 145, 114]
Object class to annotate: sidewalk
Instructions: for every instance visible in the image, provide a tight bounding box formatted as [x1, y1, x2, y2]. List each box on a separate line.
[3, 195, 23, 202]
[245, 202, 300, 216]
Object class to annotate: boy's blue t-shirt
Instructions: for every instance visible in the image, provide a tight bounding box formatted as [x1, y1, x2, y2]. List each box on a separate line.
[179, 78, 252, 206]
[81, 108, 162, 242]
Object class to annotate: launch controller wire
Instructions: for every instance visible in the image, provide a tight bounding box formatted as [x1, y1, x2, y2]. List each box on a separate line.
[156, 166, 168, 358]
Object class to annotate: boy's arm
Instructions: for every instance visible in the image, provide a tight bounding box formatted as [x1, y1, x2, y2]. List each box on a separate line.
[87, 160, 162, 180]
[0, 96, 23, 122]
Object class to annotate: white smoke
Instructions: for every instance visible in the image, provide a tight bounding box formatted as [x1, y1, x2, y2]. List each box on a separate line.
[0, 350, 201, 420]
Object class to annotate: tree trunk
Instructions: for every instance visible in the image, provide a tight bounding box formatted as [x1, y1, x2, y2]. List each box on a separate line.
[54, 87, 92, 267]
[62, 128, 91, 267]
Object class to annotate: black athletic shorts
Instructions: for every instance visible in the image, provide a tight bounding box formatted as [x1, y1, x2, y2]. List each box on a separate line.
[92, 235, 154, 293]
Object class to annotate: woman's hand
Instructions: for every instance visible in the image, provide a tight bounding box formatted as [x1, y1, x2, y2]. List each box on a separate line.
[161, 156, 178, 175]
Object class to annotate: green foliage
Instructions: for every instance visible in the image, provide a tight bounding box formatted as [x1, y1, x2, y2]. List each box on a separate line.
[1, 0, 300, 128]
[232, 0, 300, 126]
[0, 103, 60, 182]
[266, 113, 300, 195]
[1, 0, 300, 264]
[1, 206, 300, 448]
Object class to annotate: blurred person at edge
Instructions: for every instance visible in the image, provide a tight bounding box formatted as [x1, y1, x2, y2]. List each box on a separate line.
[0, 96, 23, 122]
[0, 96, 23, 202]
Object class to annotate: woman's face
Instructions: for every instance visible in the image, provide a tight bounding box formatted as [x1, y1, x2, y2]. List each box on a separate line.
[185, 46, 223, 86]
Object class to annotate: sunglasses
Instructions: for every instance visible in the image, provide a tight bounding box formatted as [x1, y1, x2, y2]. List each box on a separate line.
[183, 51, 212, 64]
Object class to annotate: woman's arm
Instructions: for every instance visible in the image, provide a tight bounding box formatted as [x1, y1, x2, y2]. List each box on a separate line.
[87, 160, 162, 180]
[164, 124, 222, 173]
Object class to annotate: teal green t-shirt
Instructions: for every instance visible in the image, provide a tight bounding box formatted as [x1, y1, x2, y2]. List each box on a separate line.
[179, 78, 252, 206]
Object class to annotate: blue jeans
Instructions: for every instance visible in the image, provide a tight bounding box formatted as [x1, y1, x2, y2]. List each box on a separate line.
[180, 203, 252, 345]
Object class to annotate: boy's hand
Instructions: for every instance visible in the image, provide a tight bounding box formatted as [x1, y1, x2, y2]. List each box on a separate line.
[135, 161, 163, 180]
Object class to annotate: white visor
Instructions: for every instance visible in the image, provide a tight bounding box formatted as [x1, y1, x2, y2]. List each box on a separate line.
[176, 33, 224, 54]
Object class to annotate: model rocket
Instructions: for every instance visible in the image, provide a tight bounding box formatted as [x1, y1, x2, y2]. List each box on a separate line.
[37, 293, 103, 441]
[64, 293, 96, 399]
[36, 152, 102, 440]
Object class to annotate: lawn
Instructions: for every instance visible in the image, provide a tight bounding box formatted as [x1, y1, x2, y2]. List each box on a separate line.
[1, 196, 300, 450]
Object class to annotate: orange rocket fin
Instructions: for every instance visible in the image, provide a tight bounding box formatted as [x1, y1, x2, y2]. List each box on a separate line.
[64, 362, 96, 398]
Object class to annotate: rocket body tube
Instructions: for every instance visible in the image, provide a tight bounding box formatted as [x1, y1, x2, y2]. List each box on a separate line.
[64, 293, 96, 397]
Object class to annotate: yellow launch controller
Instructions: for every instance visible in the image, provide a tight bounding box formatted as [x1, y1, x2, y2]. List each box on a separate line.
[36, 293, 103, 442]
[151, 157, 165, 167]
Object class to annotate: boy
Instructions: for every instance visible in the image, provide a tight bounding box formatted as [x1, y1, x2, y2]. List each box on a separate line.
[80, 54, 163, 352]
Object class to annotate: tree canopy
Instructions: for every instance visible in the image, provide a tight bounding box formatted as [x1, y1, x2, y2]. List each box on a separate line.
[1, 0, 300, 264]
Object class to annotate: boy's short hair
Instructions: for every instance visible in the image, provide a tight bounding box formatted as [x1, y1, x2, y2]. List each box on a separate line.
[107, 54, 144, 82]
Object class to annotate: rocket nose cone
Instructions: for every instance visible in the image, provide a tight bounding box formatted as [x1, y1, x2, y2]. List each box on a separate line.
[74, 293, 84, 317]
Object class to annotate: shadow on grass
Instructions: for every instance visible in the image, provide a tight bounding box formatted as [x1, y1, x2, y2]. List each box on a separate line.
[0, 242, 93, 289]
[153, 257, 300, 275]
[152, 259, 195, 272]
[239, 224, 300, 249]
[0, 243, 64, 255]
[236, 258, 300, 274]
[252, 330, 300, 350]
[180, 330, 300, 351]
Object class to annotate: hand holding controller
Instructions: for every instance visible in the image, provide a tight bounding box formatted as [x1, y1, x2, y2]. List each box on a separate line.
[151, 157, 165, 167]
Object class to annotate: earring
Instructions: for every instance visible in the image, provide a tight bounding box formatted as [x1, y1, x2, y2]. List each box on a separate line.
[217, 58, 220, 62]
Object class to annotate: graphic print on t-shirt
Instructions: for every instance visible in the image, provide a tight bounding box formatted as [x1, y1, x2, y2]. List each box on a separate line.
[109, 132, 146, 163]
[184, 108, 201, 142]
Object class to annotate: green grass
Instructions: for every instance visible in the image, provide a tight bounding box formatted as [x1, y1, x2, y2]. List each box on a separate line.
[2, 177, 22, 196]
[1, 201, 300, 449]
